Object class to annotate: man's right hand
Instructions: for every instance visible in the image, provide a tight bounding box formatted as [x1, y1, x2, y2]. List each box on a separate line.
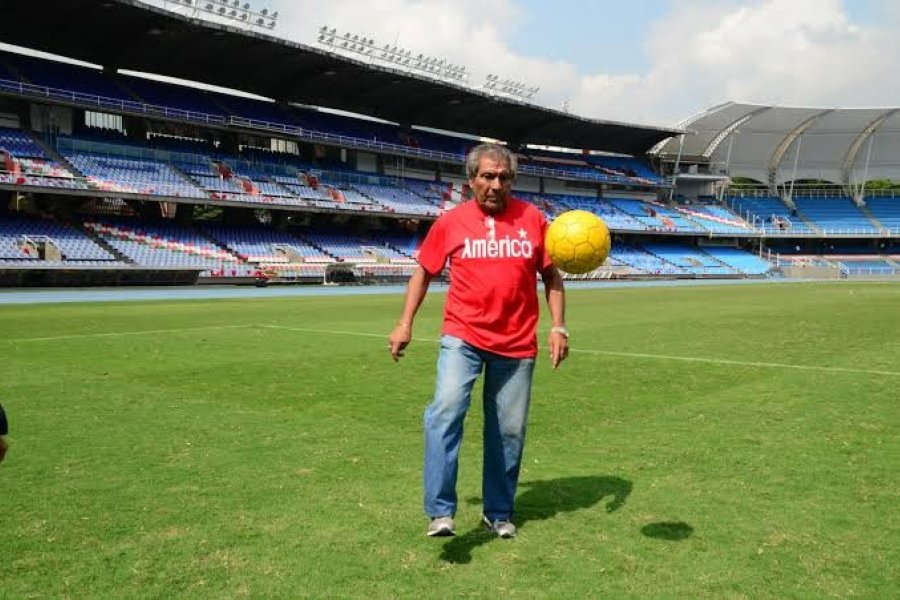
[388, 323, 412, 362]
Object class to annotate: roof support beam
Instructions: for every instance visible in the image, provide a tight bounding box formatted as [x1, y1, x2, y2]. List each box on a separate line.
[701, 107, 770, 159]
[767, 109, 833, 193]
[842, 109, 899, 194]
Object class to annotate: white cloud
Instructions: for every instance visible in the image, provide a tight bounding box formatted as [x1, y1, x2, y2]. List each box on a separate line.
[569, 0, 900, 125]
[164, 0, 900, 128]
[274, 0, 522, 77]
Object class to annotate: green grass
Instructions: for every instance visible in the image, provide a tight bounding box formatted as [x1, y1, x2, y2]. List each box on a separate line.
[1, 282, 898, 599]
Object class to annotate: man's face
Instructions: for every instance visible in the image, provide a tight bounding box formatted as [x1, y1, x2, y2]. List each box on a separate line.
[470, 155, 513, 215]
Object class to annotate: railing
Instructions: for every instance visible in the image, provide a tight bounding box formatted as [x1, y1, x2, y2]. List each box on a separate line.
[757, 226, 897, 237]
[725, 189, 779, 199]
[518, 163, 663, 187]
[843, 267, 898, 276]
[57, 137, 217, 168]
[727, 187, 900, 200]
[5, 165, 900, 237]
[0, 78, 227, 125]
[788, 188, 850, 198]
[727, 188, 852, 199]
[0, 77, 668, 189]
[862, 189, 900, 198]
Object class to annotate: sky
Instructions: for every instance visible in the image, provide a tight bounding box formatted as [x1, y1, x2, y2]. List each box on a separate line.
[113, 0, 900, 128]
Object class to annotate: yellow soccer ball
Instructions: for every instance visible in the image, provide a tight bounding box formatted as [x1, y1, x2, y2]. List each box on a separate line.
[545, 210, 611, 274]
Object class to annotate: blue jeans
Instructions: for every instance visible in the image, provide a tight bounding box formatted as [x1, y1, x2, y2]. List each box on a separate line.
[423, 335, 535, 522]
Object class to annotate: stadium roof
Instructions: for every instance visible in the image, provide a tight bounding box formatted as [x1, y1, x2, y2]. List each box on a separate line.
[0, 0, 680, 156]
[653, 102, 900, 187]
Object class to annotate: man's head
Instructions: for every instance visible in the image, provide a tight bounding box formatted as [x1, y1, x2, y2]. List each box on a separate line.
[466, 143, 517, 215]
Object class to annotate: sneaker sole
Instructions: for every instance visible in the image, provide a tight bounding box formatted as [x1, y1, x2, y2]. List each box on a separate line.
[426, 527, 455, 537]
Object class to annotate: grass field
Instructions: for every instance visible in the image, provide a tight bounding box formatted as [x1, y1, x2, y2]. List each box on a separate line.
[1, 281, 898, 599]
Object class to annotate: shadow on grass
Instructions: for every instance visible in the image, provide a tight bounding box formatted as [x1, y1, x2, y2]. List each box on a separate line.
[439, 475, 632, 564]
[641, 521, 693, 541]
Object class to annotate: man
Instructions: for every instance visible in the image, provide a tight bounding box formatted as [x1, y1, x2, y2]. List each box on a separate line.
[388, 143, 568, 539]
[0, 403, 8, 464]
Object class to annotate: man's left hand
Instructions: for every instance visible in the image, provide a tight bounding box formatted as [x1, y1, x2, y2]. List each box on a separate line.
[548, 331, 569, 369]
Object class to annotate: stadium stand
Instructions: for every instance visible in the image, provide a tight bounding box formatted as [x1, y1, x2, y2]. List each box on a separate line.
[0, 4, 897, 286]
[792, 197, 879, 234]
[2, 51, 132, 102]
[0, 214, 120, 265]
[699, 246, 771, 275]
[862, 197, 900, 233]
[728, 196, 816, 235]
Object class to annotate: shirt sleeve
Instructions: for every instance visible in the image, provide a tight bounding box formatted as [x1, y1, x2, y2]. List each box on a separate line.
[416, 217, 449, 275]
[536, 211, 554, 271]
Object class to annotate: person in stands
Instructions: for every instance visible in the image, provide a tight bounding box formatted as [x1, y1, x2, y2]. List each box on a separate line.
[0, 403, 9, 464]
[388, 143, 568, 538]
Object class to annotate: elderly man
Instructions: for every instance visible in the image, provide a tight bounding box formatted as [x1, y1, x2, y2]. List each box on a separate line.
[389, 143, 568, 538]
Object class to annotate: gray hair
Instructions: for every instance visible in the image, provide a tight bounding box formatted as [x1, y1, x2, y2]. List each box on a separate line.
[465, 143, 518, 181]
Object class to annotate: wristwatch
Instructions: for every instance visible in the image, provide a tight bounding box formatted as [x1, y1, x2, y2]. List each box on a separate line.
[550, 326, 569, 339]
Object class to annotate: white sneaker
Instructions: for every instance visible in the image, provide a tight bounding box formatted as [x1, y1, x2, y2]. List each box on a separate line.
[483, 515, 517, 538]
[427, 516, 456, 537]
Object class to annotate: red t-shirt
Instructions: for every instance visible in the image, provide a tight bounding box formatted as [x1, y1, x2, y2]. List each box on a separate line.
[417, 198, 553, 358]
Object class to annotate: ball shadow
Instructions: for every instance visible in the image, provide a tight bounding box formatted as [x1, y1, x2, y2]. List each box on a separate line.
[640, 521, 694, 541]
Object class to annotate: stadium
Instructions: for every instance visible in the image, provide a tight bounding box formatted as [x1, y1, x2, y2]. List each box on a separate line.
[1, 1, 897, 598]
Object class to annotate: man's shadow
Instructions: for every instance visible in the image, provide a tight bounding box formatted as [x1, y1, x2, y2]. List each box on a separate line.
[439, 475, 632, 564]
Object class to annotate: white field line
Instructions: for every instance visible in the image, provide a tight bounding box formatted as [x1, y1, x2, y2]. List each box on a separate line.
[259, 324, 900, 378]
[569, 347, 900, 377]
[4, 324, 254, 343]
[6, 322, 898, 378]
